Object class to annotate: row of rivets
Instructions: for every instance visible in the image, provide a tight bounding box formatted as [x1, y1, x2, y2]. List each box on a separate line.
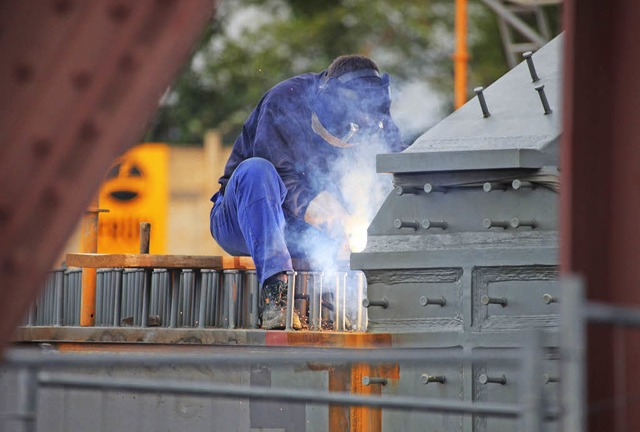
[484, 180, 537, 191]
[364, 373, 558, 386]
[393, 218, 538, 230]
[394, 219, 448, 231]
[367, 293, 556, 309]
[396, 179, 536, 196]
[481, 293, 560, 307]
[480, 373, 559, 385]
[483, 218, 537, 229]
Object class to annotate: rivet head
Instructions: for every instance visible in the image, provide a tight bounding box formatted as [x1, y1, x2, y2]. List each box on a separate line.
[0, 206, 11, 225]
[71, 72, 92, 91]
[32, 139, 52, 159]
[79, 121, 100, 142]
[14, 63, 34, 84]
[53, 0, 74, 15]
[108, 4, 131, 23]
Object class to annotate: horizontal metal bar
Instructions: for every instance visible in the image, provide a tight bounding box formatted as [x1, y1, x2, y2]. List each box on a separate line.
[0, 412, 36, 421]
[586, 302, 640, 327]
[37, 372, 522, 417]
[3, 347, 523, 369]
[481, 0, 546, 46]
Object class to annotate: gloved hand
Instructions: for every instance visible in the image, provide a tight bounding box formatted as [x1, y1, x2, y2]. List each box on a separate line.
[304, 191, 350, 242]
[304, 191, 369, 256]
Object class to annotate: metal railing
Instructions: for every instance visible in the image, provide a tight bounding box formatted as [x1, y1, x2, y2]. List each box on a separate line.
[2, 334, 551, 432]
[560, 276, 640, 432]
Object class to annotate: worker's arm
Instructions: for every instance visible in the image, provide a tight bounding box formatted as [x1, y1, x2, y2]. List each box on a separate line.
[304, 191, 367, 255]
[252, 100, 318, 219]
[303, 191, 350, 239]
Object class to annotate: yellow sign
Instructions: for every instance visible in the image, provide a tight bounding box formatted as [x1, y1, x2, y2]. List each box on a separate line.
[98, 143, 169, 254]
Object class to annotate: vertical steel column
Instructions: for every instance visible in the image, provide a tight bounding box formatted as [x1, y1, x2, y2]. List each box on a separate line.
[16, 369, 38, 432]
[212, 270, 222, 327]
[113, 269, 123, 327]
[26, 303, 36, 327]
[519, 330, 544, 432]
[561, 2, 640, 429]
[246, 270, 259, 329]
[334, 272, 347, 332]
[95, 270, 104, 326]
[140, 223, 151, 327]
[285, 271, 296, 331]
[169, 270, 181, 328]
[196, 269, 206, 329]
[53, 270, 64, 326]
[309, 272, 324, 331]
[235, 271, 245, 328]
[140, 269, 152, 328]
[223, 270, 239, 329]
[295, 272, 310, 328]
[353, 271, 366, 332]
[560, 277, 586, 432]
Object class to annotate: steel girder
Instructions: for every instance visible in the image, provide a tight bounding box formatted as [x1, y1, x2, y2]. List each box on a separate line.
[0, 0, 215, 350]
[561, 1, 640, 430]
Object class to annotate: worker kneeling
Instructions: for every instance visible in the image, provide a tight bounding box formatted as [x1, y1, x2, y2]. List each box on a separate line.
[209, 55, 404, 330]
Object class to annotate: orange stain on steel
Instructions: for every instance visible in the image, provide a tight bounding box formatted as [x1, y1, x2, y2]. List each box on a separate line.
[329, 365, 352, 432]
[289, 331, 396, 432]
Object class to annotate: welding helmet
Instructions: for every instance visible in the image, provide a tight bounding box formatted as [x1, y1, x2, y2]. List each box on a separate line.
[312, 68, 393, 147]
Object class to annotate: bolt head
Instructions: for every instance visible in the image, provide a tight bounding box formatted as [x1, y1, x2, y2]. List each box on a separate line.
[482, 219, 492, 229]
[393, 219, 402, 229]
[481, 295, 490, 305]
[421, 374, 430, 384]
[362, 376, 370, 386]
[424, 183, 433, 193]
[479, 374, 488, 384]
[419, 296, 427, 306]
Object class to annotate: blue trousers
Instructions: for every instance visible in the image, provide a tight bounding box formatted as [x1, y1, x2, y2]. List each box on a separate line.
[210, 158, 337, 286]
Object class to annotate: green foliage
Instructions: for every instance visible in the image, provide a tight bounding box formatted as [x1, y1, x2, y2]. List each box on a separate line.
[144, 0, 560, 145]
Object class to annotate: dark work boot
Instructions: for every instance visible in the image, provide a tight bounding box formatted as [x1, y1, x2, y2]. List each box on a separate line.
[260, 275, 301, 330]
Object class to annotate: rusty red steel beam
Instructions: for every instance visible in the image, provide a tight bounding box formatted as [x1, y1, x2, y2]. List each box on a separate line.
[0, 0, 215, 351]
[561, 1, 640, 430]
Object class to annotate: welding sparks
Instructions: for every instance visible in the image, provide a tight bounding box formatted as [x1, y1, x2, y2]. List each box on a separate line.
[345, 216, 368, 253]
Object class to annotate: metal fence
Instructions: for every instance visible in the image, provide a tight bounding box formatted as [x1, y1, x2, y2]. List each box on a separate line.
[2, 332, 552, 432]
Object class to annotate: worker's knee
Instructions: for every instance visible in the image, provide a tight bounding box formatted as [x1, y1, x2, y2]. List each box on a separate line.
[230, 158, 286, 200]
[235, 157, 278, 183]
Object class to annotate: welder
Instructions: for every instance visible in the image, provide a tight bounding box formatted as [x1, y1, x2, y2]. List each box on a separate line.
[209, 55, 404, 330]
